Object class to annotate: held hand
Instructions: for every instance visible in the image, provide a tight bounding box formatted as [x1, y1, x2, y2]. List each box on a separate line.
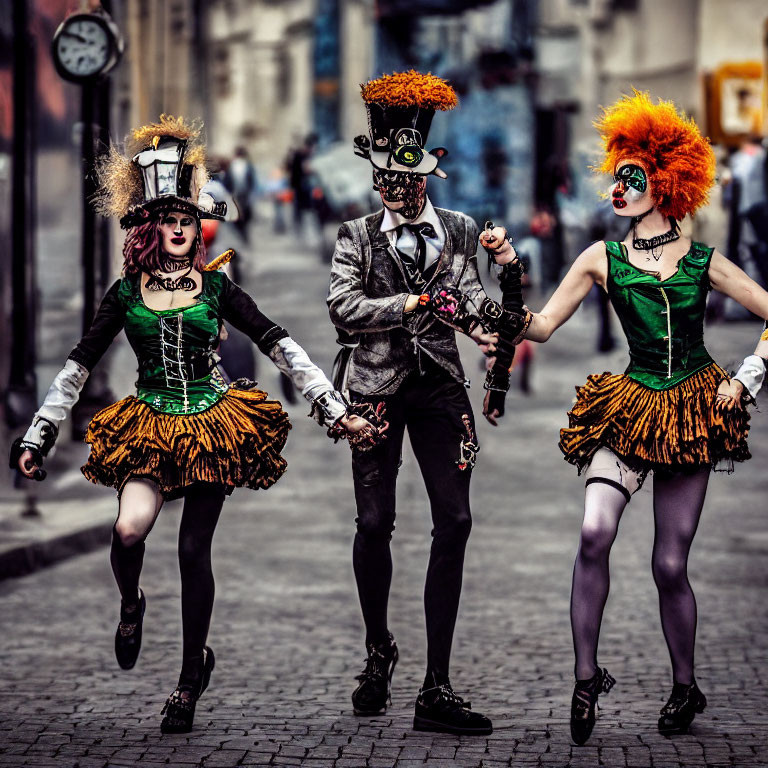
[339, 414, 383, 447]
[715, 378, 745, 411]
[335, 410, 389, 450]
[340, 413, 374, 435]
[470, 326, 498, 354]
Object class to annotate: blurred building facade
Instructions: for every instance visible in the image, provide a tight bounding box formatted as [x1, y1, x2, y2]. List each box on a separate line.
[534, 0, 768, 258]
[202, 0, 374, 166]
[3, 0, 768, 436]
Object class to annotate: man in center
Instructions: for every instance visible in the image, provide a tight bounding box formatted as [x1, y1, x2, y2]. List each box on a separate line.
[328, 71, 523, 735]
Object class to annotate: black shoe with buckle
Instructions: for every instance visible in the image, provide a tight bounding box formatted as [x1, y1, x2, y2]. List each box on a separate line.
[413, 676, 492, 736]
[160, 646, 216, 734]
[570, 667, 615, 745]
[351, 633, 398, 715]
[115, 589, 145, 670]
[658, 680, 707, 735]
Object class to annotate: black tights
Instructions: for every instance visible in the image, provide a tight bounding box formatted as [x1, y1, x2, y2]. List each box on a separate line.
[570, 469, 709, 684]
[111, 482, 225, 687]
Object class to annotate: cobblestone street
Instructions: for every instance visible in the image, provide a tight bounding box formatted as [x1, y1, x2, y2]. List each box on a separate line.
[1, 224, 767, 767]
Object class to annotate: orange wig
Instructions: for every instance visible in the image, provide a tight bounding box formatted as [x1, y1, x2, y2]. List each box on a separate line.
[595, 91, 715, 220]
[361, 70, 457, 111]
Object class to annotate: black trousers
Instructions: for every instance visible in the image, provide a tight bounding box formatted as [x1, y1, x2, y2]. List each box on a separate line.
[351, 367, 477, 680]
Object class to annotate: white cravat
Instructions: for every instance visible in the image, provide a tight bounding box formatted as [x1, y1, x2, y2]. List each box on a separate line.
[381, 197, 445, 271]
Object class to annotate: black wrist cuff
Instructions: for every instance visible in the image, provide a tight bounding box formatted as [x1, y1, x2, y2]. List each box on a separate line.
[9, 438, 43, 471]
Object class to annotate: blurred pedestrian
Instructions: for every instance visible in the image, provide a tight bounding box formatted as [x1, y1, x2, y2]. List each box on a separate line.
[530, 207, 562, 287]
[726, 136, 768, 285]
[225, 145, 259, 244]
[264, 166, 291, 233]
[287, 133, 317, 232]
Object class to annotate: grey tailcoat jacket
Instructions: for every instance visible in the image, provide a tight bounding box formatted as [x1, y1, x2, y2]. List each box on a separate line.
[327, 207, 489, 396]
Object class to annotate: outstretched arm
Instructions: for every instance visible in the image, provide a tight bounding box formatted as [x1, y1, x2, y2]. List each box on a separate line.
[524, 240, 605, 342]
[709, 251, 768, 405]
[220, 274, 377, 440]
[13, 280, 126, 479]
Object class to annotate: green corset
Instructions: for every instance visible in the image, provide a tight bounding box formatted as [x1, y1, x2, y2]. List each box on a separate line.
[606, 241, 715, 390]
[118, 272, 228, 414]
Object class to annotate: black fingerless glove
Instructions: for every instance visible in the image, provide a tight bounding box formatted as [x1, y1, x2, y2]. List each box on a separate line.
[9, 438, 47, 481]
[483, 363, 510, 416]
[498, 260, 525, 314]
[481, 260, 526, 418]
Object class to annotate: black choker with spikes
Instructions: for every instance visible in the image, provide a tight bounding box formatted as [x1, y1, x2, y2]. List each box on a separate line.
[632, 227, 680, 251]
[632, 214, 680, 252]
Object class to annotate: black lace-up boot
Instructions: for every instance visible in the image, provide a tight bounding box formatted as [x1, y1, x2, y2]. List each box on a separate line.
[413, 672, 492, 735]
[351, 633, 398, 715]
[658, 680, 707, 735]
[570, 667, 615, 745]
[115, 589, 145, 670]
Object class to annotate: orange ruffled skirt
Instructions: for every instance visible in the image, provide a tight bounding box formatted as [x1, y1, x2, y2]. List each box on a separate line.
[559, 363, 750, 474]
[81, 385, 291, 499]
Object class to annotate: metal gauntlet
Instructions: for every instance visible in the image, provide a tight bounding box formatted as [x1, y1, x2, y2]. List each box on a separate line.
[498, 260, 525, 313]
[475, 297, 531, 341]
[310, 389, 348, 427]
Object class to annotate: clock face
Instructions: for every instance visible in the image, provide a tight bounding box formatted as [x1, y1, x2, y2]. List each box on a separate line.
[55, 18, 110, 78]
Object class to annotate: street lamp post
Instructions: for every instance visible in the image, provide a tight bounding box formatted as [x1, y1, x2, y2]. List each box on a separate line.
[50, 2, 123, 439]
[6, 0, 38, 431]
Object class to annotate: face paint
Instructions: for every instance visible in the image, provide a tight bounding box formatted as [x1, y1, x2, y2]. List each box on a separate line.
[373, 168, 427, 220]
[611, 163, 650, 214]
[615, 163, 647, 193]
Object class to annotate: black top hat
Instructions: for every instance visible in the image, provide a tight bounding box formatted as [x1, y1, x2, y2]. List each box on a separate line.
[120, 135, 226, 229]
[355, 71, 457, 175]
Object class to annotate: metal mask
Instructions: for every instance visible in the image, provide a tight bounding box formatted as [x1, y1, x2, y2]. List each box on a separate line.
[372, 168, 427, 220]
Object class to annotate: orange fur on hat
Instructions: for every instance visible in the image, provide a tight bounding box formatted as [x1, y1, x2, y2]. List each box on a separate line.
[361, 70, 458, 111]
[595, 91, 715, 220]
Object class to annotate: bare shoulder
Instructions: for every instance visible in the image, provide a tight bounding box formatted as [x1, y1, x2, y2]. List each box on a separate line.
[708, 248, 749, 291]
[573, 240, 608, 282]
[708, 248, 731, 275]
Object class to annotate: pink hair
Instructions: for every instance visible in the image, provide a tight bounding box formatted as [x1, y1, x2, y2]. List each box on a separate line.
[122, 217, 207, 276]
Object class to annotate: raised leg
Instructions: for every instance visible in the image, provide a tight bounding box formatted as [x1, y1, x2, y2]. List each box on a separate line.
[111, 478, 163, 604]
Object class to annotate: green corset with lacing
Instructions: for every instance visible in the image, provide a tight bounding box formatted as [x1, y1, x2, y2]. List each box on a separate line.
[118, 272, 228, 414]
[606, 241, 715, 390]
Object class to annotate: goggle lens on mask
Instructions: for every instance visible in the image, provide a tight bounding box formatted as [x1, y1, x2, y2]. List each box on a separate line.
[392, 144, 423, 168]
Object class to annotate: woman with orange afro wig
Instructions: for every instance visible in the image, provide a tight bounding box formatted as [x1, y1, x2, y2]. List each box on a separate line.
[481, 91, 768, 744]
